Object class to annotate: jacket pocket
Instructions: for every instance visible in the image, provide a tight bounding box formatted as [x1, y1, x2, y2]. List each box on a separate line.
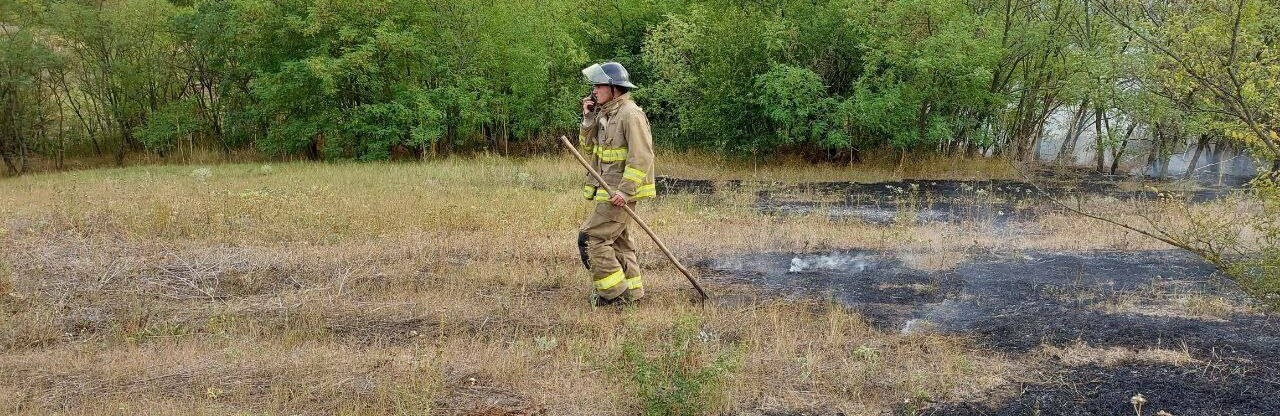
[600, 171, 625, 190]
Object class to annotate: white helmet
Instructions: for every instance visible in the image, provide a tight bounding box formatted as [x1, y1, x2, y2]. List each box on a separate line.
[582, 61, 638, 89]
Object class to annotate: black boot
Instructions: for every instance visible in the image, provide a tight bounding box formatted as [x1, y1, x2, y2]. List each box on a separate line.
[577, 231, 591, 270]
[589, 293, 628, 307]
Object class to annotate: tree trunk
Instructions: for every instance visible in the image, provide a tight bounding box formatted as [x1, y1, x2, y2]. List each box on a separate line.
[0, 107, 17, 174]
[2, 87, 26, 175]
[1215, 141, 1227, 185]
[502, 118, 510, 157]
[1183, 134, 1209, 180]
[482, 124, 492, 153]
[0, 142, 16, 175]
[56, 81, 66, 170]
[1109, 122, 1137, 175]
[1010, 91, 1031, 160]
[114, 117, 130, 167]
[1094, 107, 1105, 173]
[18, 130, 29, 174]
[1031, 111, 1049, 163]
[1156, 142, 1169, 177]
[1056, 101, 1089, 164]
[1145, 125, 1161, 177]
[917, 101, 930, 147]
[308, 133, 322, 161]
[57, 71, 102, 156]
[443, 106, 458, 156]
[1208, 141, 1221, 175]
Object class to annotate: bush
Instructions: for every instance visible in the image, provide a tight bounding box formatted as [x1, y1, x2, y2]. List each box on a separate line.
[620, 315, 740, 416]
[1227, 177, 1280, 308]
[753, 64, 845, 152]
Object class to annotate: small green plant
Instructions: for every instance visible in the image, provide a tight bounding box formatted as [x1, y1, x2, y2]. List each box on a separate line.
[889, 184, 924, 224]
[851, 345, 880, 362]
[621, 315, 741, 416]
[534, 335, 559, 352]
[124, 322, 192, 345]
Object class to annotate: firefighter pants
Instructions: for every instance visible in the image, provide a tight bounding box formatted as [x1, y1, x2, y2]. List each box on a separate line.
[578, 202, 645, 301]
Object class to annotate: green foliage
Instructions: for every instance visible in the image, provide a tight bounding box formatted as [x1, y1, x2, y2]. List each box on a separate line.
[1227, 178, 1280, 308]
[4, 0, 1278, 167]
[639, 0, 1010, 158]
[621, 315, 740, 416]
[134, 98, 203, 155]
[846, 0, 999, 152]
[1119, 0, 1280, 164]
[753, 64, 842, 151]
[0, 0, 64, 173]
[226, 0, 589, 159]
[641, 4, 776, 154]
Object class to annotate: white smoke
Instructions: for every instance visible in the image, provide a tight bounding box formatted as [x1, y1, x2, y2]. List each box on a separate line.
[1036, 105, 1258, 178]
[788, 253, 870, 273]
[901, 319, 923, 334]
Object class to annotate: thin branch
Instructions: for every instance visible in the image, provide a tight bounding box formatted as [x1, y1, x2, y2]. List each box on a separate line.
[1096, 0, 1280, 157]
[1012, 161, 1225, 266]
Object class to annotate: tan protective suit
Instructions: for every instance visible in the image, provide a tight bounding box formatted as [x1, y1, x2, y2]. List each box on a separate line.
[577, 93, 655, 302]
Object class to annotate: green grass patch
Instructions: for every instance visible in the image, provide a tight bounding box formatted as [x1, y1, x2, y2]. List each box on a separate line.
[620, 314, 741, 416]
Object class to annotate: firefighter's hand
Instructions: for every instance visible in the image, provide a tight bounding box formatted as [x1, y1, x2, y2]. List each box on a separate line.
[609, 191, 627, 206]
[582, 96, 594, 116]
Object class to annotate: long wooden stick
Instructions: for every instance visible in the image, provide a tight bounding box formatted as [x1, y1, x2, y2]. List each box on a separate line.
[559, 135, 710, 300]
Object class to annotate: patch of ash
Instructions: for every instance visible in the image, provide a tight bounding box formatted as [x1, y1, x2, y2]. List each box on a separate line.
[702, 250, 953, 328]
[659, 175, 1247, 225]
[702, 249, 1280, 415]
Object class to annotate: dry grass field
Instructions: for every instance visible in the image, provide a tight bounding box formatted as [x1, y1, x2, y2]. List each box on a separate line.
[0, 155, 1258, 415]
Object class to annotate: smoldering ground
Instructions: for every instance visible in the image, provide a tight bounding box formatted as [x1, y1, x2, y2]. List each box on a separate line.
[688, 171, 1277, 415]
[660, 171, 1247, 225]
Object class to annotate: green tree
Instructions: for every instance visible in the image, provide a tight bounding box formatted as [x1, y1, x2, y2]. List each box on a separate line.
[1100, 0, 1280, 176]
[0, 0, 63, 174]
[46, 0, 186, 165]
[846, 0, 1001, 163]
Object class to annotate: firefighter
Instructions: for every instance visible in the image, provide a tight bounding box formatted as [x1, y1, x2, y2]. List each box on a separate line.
[576, 61, 656, 306]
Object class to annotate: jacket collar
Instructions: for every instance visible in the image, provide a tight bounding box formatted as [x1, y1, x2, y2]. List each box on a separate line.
[600, 93, 632, 117]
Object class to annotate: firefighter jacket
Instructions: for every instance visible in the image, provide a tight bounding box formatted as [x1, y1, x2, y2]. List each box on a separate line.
[578, 93, 656, 202]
